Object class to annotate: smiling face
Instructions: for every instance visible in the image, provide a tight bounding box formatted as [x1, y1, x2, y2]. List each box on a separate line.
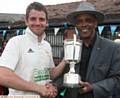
[75, 13, 98, 40]
[25, 9, 48, 37]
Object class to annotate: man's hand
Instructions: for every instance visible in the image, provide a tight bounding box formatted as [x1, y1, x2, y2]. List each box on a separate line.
[78, 80, 93, 94]
[36, 83, 57, 98]
[45, 83, 58, 98]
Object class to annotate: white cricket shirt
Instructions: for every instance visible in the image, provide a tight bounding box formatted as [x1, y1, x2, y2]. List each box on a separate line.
[0, 27, 55, 95]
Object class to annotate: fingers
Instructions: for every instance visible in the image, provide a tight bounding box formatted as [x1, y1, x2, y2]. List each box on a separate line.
[47, 91, 55, 98]
[78, 80, 84, 87]
[47, 90, 57, 98]
[45, 83, 58, 98]
[45, 83, 57, 93]
[38, 84, 57, 98]
[78, 81, 93, 94]
[62, 58, 69, 64]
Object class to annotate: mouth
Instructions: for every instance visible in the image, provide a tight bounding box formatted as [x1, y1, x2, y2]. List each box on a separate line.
[81, 29, 89, 33]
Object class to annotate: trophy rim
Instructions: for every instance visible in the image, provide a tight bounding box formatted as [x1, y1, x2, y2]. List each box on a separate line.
[64, 39, 82, 42]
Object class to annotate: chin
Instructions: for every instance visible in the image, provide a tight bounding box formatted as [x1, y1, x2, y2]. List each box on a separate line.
[80, 35, 90, 39]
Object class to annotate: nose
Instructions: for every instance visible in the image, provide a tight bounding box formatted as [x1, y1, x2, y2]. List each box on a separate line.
[76, 22, 87, 28]
[81, 20, 89, 27]
[76, 19, 88, 27]
[35, 19, 41, 25]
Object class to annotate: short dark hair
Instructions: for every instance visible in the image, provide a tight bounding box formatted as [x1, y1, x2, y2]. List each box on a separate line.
[26, 2, 48, 20]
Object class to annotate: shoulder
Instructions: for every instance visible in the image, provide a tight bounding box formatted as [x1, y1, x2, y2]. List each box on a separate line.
[42, 40, 53, 54]
[5, 35, 26, 49]
[99, 36, 120, 50]
[9, 35, 25, 41]
[43, 40, 51, 48]
[8, 35, 26, 44]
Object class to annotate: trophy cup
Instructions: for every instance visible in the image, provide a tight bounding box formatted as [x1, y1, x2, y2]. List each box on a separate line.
[63, 34, 82, 88]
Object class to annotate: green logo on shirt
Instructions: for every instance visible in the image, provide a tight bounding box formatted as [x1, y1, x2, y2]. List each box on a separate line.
[33, 68, 50, 82]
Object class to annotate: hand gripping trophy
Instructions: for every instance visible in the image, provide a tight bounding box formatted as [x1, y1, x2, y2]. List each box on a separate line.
[63, 34, 82, 88]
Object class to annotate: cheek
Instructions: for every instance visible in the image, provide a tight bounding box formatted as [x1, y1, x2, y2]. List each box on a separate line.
[42, 22, 48, 27]
[90, 25, 97, 31]
[25, 21, 33, 27]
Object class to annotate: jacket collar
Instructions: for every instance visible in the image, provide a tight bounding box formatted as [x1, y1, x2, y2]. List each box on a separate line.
[86, 35, 103, 80]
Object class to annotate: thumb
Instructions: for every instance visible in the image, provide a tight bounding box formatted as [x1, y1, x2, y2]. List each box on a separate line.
[79, 80, 85, 87]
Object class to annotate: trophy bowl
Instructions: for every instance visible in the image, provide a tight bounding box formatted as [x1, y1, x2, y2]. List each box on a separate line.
[64, 39, 82, 62]
[63, 39, 82, 88]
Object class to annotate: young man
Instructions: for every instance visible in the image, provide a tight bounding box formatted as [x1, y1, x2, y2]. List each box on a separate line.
[56, 2, 120, 98]
[0, 2, 66, 97]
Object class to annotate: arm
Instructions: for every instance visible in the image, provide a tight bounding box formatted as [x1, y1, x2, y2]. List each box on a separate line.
[0, 38, 57, 97]
[50, 59, 67, 80]
[78, 43, 120, 97]
[0, 67, 57, 97]
[92, 44, 120, 97]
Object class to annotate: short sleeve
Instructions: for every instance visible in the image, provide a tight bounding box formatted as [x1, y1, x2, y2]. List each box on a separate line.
[0, 37, 20, 70]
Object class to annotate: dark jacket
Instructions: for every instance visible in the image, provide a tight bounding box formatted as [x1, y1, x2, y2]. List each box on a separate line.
[54, 35, 120, 98]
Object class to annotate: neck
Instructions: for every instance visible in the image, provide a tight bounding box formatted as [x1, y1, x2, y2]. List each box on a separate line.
[37, 32, 45, 42]
[38, 36, 42, 42]
[81, 34, 95, 47]
[83, 39, 91, 47]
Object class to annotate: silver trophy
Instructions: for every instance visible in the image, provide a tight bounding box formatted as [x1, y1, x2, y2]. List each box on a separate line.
[63, 34, 82, 88]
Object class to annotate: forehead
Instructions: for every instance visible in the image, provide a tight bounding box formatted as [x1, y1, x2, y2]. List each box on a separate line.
[76, 13, 97, 20]
[28, 9, 46, 18]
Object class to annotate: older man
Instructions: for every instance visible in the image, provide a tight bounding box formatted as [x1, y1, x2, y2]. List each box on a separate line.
[56, 2, 120, 98]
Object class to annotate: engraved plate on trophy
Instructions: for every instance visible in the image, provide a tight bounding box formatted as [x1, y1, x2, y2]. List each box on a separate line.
[63, 34, 82, 88]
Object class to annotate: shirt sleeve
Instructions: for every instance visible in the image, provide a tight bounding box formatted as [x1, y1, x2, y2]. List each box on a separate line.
[49, 45, 55, 68]
[0, 37, 20, 70]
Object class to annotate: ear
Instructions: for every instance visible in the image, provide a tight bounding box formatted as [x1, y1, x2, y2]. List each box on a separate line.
[94, 20, 98, 28]
[46, 21, 49, 27]
[24, 17, 28, 26]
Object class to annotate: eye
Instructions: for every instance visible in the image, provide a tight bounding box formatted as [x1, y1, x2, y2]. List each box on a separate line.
[39, 18, 46, 22]
[75, 19, 82, 24]
[30, 17, 36, 21]
[86, 18, 94, 23]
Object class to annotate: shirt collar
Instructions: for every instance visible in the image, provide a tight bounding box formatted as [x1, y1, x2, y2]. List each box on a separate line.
[25, 27, 46, 43]
[83, 33, 96, 48]
[89, 33, 96, 48]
